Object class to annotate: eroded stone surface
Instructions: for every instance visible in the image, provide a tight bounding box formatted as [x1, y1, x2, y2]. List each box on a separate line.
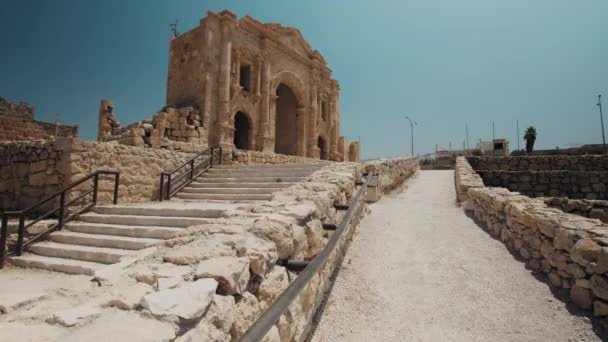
[195, 257, 250, 295]
[140, 279, 218, 322]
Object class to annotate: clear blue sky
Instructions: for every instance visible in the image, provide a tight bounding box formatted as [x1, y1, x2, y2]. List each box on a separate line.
[1, 0, 606, 158]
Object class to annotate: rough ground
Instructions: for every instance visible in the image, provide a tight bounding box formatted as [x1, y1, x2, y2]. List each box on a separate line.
[310, 170, 604, 342]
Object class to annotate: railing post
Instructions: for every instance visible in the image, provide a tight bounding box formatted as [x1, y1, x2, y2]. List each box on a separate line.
[167, 174, 172, 200]
[92, 173, 99, 206]
[0, 214, 8, 268]
[190, 159, 195, 181]
[58, 192, 66, 231]
[210, 147, 214, 168]
[17, 214, 25, 256]
[113, 173, 120, 205]
[159, 174, 165, 202]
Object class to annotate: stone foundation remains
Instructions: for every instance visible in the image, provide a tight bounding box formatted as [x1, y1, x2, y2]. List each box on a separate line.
[456, 156, 608, 321]
[468, 156, 608, 200]
[544, 197, 608, 224]
[0, 98, 78, 141]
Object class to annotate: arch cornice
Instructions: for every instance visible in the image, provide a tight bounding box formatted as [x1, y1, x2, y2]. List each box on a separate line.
[271, 70, 307, 109]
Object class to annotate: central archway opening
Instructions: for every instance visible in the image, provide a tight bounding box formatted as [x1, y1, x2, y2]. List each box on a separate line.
[318, 136, 327, 160]
[234, 111, 251, 150]
[275, 84, 298, 155]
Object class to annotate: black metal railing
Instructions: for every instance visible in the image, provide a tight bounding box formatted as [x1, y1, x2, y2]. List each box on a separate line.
[0, 170, 120, 268]
[237, 172, 373, 341]
[159, 145, 222, 201]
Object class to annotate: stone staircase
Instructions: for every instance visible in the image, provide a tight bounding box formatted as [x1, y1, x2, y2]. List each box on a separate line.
[175, 163, 324, 201]
[9, 205, 227, 275]
[7, 163, 325, 275]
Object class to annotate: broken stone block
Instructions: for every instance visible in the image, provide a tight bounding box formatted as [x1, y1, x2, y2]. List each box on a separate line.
[257, 266, 289, 305]
[570, 285, 593, 310]
[591, 274, 608, 301]
[140, 279, 218, 322]
[102, 283, 153, 311]
[195, 256, 250, 295]
[46, 305, 102, 327]
[163, 238, 236, 265]
[176, 295, 235, 342]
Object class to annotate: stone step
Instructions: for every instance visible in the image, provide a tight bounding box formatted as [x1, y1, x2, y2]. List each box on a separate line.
[188, 182, 295, 189]
[213, 164, 325, 169]
[65, 222, 182, 240]
[181, 187, 276, 195]
[193, 176, 306, 183]
[78, 212, 216, 228]
[175, 193, 273, 201]
[29, 241, 130, 264]
[92, 205, 224, 218]
[49, 231, 162, 250]
[9, 254, 104, 276]
[200, 172, 312, 178]
[207, 168, 319, 174]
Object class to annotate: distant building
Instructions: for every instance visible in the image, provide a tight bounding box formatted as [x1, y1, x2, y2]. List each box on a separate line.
[476, 139, 509, 156]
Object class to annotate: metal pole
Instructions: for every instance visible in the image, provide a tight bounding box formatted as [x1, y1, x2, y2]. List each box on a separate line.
[517, 120, 520, 151]
[492, 121, 495, 156]
[1, 214, 8, 268]
[599, 95, 606, 154]
[113, 173, 120, 205]
[405, 116, 415, 157]
[465, 123, 470, 156]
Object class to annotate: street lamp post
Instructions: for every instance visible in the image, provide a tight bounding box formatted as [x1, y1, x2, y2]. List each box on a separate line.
[598, 95, 606, 155]
[404, 116, 417, 157]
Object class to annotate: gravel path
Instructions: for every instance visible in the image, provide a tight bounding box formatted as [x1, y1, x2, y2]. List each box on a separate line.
[310, 170, 604, 342]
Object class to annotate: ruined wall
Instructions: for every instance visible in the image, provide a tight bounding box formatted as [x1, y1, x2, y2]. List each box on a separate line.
[544, 197, 608, 224]
[476, 170, 608, 199]
[0, 98, 78, 141]
[226, 149, 327, 166]
[69, 141, 196, 204]
[363, 157, 419, 201]
[468, 156, 608, 200]
[0, 139, 72, 211]
[467, 155, 608, 172]
[456, 156, 608, 321]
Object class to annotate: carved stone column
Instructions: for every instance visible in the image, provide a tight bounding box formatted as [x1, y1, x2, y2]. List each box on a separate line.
[217, 24, 232, 147]
[307, 84, 318, 158]
[258, 60, 273, 151]
[296, 107, 307, 156]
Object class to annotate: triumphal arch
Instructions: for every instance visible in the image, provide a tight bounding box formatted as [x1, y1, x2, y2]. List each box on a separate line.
[166, 10, 356, 161]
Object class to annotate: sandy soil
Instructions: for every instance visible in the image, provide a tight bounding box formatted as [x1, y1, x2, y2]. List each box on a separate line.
[310, 170, 605, 342]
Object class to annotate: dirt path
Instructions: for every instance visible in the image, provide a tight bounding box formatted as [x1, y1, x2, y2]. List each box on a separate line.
[310, 170, 603, 342]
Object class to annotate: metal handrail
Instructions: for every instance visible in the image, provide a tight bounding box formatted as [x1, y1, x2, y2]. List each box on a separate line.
[159, 145, 222, 201]
[0, 170, 120, 268]
[238, 172, 373, 341]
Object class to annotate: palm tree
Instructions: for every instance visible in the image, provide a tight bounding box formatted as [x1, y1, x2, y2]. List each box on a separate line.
[524, 126, 537, 154]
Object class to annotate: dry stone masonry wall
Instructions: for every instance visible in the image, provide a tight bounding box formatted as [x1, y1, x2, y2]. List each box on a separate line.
[0, 98, 78, 141]
[0, 138, 73, 211]
[468, 156, 608, 200]
[456, 156, 608, 321]
[544, 197, 608, 224]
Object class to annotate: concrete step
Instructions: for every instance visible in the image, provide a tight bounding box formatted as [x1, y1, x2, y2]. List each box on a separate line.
[207, 168, 319, 174]
[181, 187, 276, 195]
[92, 205, 224, 218]
[78, 212, 216, 227]
[188, 182, 295, 189]
[176, 193, 273, 201]
[193, 176, 306, 183]
[65, 222, 182, 240]
[200, 172, 312, 178]
[29, 241, 130, 264]
[49, 231, 161, 250]
[213, 164, 325, 169]
[9, 254, 104, 276]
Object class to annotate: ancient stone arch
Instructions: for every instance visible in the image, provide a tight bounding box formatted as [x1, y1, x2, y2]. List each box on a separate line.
[271, 70, 306, 109]
[233, 111, 253, 150]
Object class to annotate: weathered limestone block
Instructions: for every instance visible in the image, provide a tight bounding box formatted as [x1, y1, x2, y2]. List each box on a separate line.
[571, 239, 602, 266]
[570, 285, 593, 309]
[195, 256, 250, 295]
[102, 283, 154, 310]
[176, 295, 236, 342]
[140, 279, 218, 323]
[163, 238, 236, 265]
[47, 306, 102, 327]
[230, 292, 265, 340]
[251, 216, 300, 259]
[256, 266, 290, 305]
[591, 274, 608, 300]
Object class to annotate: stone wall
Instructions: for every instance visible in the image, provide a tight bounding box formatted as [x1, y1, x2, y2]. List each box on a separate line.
[363, 157, 419, 201]
[456, 156, 608, 320]
[0, 98, 78, 141]
[476, 170, 608, 200]
[544, 197, 608, 224]
[69, 141, 196, 204]
[0, 139, 72, 211]
[225, 149, 327, 166]
[467, 155, 608, 172]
